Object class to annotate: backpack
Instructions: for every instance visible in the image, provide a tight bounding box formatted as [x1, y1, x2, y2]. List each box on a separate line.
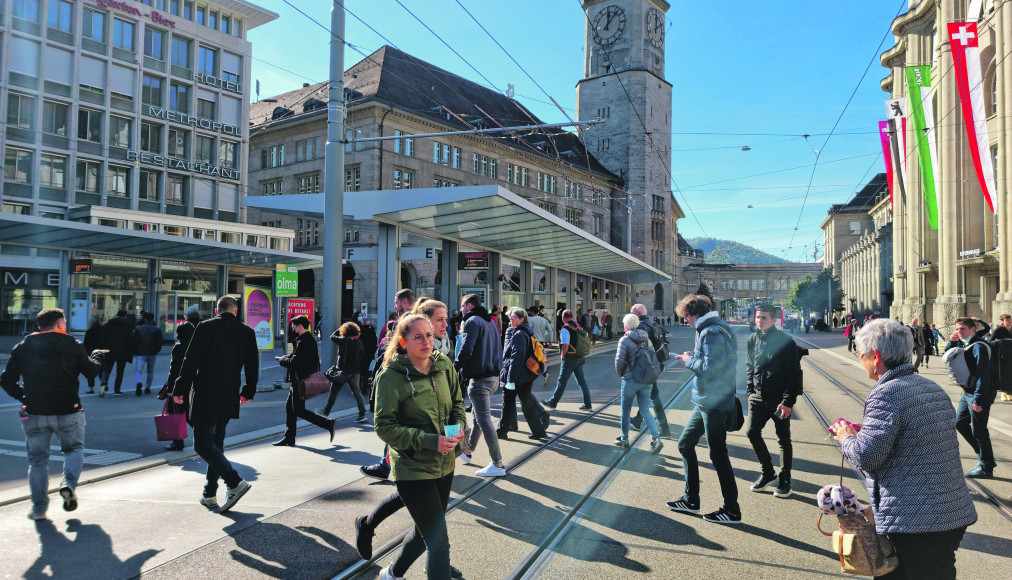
[995, 338, 1012, 390]
[523, 329, 548, 376]
[642, 318, 671, 362]
[627, 340, 661, 384]
[943, 341, 993, 392]
[565, 324, 590, 359]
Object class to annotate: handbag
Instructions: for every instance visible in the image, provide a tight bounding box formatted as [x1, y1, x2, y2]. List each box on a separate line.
[154, 400, 188, 441]
[726, 395, 745, 432]
[297, 371, 331, 400]
[817, 457, 899, 576]
[324, 364, 346, 384]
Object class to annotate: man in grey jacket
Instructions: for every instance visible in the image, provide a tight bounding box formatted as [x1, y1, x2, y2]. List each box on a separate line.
[667, 294, 741, 524]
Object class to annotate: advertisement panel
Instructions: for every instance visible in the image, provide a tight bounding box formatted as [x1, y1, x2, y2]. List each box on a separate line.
[287, 298, 314, 333]
[244, 285, 274, 350]
[275, 264, 298, 296]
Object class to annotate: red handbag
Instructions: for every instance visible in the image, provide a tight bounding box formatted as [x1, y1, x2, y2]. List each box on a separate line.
[155, 400, 187, 441]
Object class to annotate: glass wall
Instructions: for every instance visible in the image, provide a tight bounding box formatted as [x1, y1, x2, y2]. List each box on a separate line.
[71, 254, 149, 323]
[1, 271, 59, 335]
[156, 260, 218, 334]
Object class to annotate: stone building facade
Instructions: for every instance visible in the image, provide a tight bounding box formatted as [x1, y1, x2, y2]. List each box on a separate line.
[681, 262, 823, 320]
[881, 0, 1011, 331]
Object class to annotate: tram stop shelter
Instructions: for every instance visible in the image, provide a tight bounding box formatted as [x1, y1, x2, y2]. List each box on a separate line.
[245, 185, 671, 321]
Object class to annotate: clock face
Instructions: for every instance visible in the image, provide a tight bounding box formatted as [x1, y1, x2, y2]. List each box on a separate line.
[646, 8, 665, 48]
[592, 5, 626, 46]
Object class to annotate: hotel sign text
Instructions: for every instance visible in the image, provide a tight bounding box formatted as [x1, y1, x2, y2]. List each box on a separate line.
[143, 106, 240, 136]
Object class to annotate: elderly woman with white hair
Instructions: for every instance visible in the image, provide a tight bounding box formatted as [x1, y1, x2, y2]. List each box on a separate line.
[613, 313, 663, 453]
[830, 318, 976, 580]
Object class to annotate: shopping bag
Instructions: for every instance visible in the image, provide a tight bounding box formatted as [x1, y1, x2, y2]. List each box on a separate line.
[155, 400, 188, 441]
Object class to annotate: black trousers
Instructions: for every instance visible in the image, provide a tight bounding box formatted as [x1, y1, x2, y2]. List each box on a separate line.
[392, 473, 454, 579]
[283, 387, 331, 441]
[365, 490, 405, 529]
[879, 526, 967, 580]
[746, 395, 793, 480]
[101, 359, 127, 392]
[499, 379, 547, 437]
[632, 383, 669, 428]
[193, 414, 240, 494]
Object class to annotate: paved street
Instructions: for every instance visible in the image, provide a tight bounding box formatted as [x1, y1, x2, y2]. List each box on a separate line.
[2, 326, 1010, 579]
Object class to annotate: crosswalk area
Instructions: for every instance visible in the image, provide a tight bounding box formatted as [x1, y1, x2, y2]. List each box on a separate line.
[0, 439, 142, 466]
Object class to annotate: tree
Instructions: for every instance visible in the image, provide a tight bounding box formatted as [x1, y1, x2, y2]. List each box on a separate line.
[695, 282, 715, 307]
[787, 267, 844, 317]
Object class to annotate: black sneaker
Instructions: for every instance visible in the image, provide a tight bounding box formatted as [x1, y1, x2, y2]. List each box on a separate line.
[774, 480, 792, 498]
[541, 412, 551, 430]
[614, 435, 630, 448]
[577, 404, 592, 411]
[666, 498, 700, 513]
[702, 507, 742, 524]
[59, 486, 77, 512]
[750, 472, 778, 492]
[541, 398, 557, 409]
[354, 515, 374, 559]
[354, 413, 369, 423]
[360, 463, 390, 480]
[630, 415, 643, 430]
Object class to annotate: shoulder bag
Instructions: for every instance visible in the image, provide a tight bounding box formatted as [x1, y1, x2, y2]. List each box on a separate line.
[297, 371, 331, 401]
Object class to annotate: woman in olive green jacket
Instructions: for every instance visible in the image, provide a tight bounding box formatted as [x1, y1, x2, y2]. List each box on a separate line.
[374, 314, 466, 580]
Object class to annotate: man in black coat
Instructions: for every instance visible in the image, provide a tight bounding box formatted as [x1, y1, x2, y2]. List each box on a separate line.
[99, 309, 135, 396]
[274, 315, 335, 446]
[172, 296, 258, 513]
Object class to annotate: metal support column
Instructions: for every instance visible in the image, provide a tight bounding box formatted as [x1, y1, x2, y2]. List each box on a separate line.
[376, 223, 402, 327]
[440, 239, 459, 310]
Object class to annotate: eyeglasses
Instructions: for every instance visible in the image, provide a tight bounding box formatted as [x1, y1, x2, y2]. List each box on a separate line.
[406, 333, 434, 343]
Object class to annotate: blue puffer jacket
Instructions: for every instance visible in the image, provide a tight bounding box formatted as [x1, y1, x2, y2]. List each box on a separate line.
[686, 313, 737, 411]
[840, 364, 977, 535]
[454, 306, 503, 380]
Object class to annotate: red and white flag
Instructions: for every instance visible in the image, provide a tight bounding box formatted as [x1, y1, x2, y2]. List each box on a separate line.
[948, 22, 997, 213]
[879, 121, 895, 208]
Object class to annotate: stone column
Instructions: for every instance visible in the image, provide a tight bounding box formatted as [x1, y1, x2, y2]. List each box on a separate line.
[996, 1, 1012, 316]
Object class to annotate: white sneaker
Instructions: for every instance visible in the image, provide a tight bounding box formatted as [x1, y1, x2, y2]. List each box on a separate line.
[379, 565, 404, 580]
[219, 480, 251, 513]
[475, 462, 506, 477]
[459, 452, 473, 464]
[200, 495, 218, 507]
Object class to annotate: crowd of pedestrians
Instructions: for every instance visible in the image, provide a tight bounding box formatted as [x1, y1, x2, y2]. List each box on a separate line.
[3, 287, 1007, 580]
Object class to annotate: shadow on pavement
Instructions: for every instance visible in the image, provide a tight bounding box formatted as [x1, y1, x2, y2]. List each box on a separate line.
[175, 457, 261, 483]
[961, 530, 1012, 557]
[26, 519, 160, 580]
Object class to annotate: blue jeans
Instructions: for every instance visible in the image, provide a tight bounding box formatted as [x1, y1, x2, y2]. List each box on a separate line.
[466, 376, 502, 464]
[549, 357, 591, 407]
[22, 412, 86, 515]
[134, 355, 157, 390]
[621, 379, 659, 439]
[677, 405, 739, 514]
[192, 415, 241, 495]
[955, 390, 996, 468]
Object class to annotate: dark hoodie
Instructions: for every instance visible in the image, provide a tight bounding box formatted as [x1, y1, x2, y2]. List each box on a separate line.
[1, 332, 103, 415]
[454, 305, 503, 380]
[501, 323, 537, 385]
[331, 332, 364, 374]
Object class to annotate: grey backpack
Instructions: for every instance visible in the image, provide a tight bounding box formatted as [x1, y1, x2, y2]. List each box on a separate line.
[943, 342, 990, 390]
[628, 342, 661, 384]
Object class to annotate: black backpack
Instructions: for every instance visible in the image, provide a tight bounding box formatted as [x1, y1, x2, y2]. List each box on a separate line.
[642, 319, 671, 362]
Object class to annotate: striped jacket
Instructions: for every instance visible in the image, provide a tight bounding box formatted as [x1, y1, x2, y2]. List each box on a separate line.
[840, 364, 977, 535]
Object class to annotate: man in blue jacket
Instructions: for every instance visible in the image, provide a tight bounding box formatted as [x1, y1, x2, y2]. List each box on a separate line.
[667, 294, 741, 524]
[947, 317, 996, 478]
[133, 311, 162, 396]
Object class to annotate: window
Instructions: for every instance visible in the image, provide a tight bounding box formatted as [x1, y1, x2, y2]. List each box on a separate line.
[393, 169, 413, 189]
[393, 130, 413, 156]
[13, 0, 40, 22]
[507, 163, 514, 183]
[550, 175, 556, 194]
[170, 83, 189, 113]
[849, 221, 861, 234]
[222, 52, 241, 84]
[134, 222, 158, 233]
[82, 8, 105, 41]
[6, 93, 35, 129]
[565, 209, 582, 227]
[345, 167, 361, 191]
[345, 229, 360, 243]
[218, 140, 238, 169]
[196, 136, 214, 164]
[472, 153, 479, 174]
[170, 0, 179, 14]
[268, 145, 284, 167]
[537, 202, 557, 215]
[433, 142, 441, 164]
[108, 165, 130, 197]
[183, 1, 192, 19]
[109, 116, 132, 148]
[143, 75, 163, 107]
[220, 14, 229, 34]
[140, 122, 161, 152]
[208, 10, 217, 29]
[78, 108, 103, 142]
[651, 220, 664, 241]
[196, 5, 204, 24]
[197, 95, 215, 119]
[192, 228, 215, 241]
[5, 148, 33, 184]
[452, 147, 461, 169]
[592, 215, 602, 236]
[262, 179, 282, 195]
[144, 28, 164, 60]
[112, 18, 134, 51]
[298, 173, 320, 193]
[593, 191, 604, 205]
[198, 46, 216, 75]
[76, 160, 100, 192]
[521, 167, 529, 187]
[171, 37, 191, 68]
[220, 232, 241, 244]
[168, 175, 186, 204]
[47, 0, 72, 32]
[652, 194, 664, 212]
[168, 129, 189, 158]
[490, 159, 497, 179]
[42, 101, 69, 136]
[2, 202, 31, 215]
[139, 169, 159, 201]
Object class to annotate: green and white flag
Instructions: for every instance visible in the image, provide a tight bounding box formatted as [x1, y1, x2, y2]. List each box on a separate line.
[905, 65, 941, 229]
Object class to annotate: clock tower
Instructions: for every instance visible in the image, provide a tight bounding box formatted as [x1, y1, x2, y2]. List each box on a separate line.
[576, 0, 678, 314]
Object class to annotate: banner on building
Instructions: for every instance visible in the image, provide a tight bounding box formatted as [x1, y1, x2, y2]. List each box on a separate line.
[244, 285, 275, 351]
[878, 121, 895, 208]
[905, 65, 941, 229]
[948, 22, 998, 214]
[884, 98, 908, 198]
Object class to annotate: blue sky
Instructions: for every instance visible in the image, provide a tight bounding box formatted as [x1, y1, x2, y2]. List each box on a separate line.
[248, 0, 909, 262]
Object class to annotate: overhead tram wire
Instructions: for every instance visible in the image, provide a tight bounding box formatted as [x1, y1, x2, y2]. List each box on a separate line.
[781, 0, 909, 257]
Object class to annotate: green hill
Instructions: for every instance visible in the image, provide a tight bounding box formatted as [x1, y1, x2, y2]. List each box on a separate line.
[687, 237, 790, 264]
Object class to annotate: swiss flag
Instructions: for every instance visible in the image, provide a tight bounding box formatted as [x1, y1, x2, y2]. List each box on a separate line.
[949, 23, 979, 48]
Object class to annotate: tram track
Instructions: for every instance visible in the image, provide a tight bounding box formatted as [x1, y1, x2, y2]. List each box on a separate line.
[794, 337, 1012, 524]
[334, 361, 693, 580]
